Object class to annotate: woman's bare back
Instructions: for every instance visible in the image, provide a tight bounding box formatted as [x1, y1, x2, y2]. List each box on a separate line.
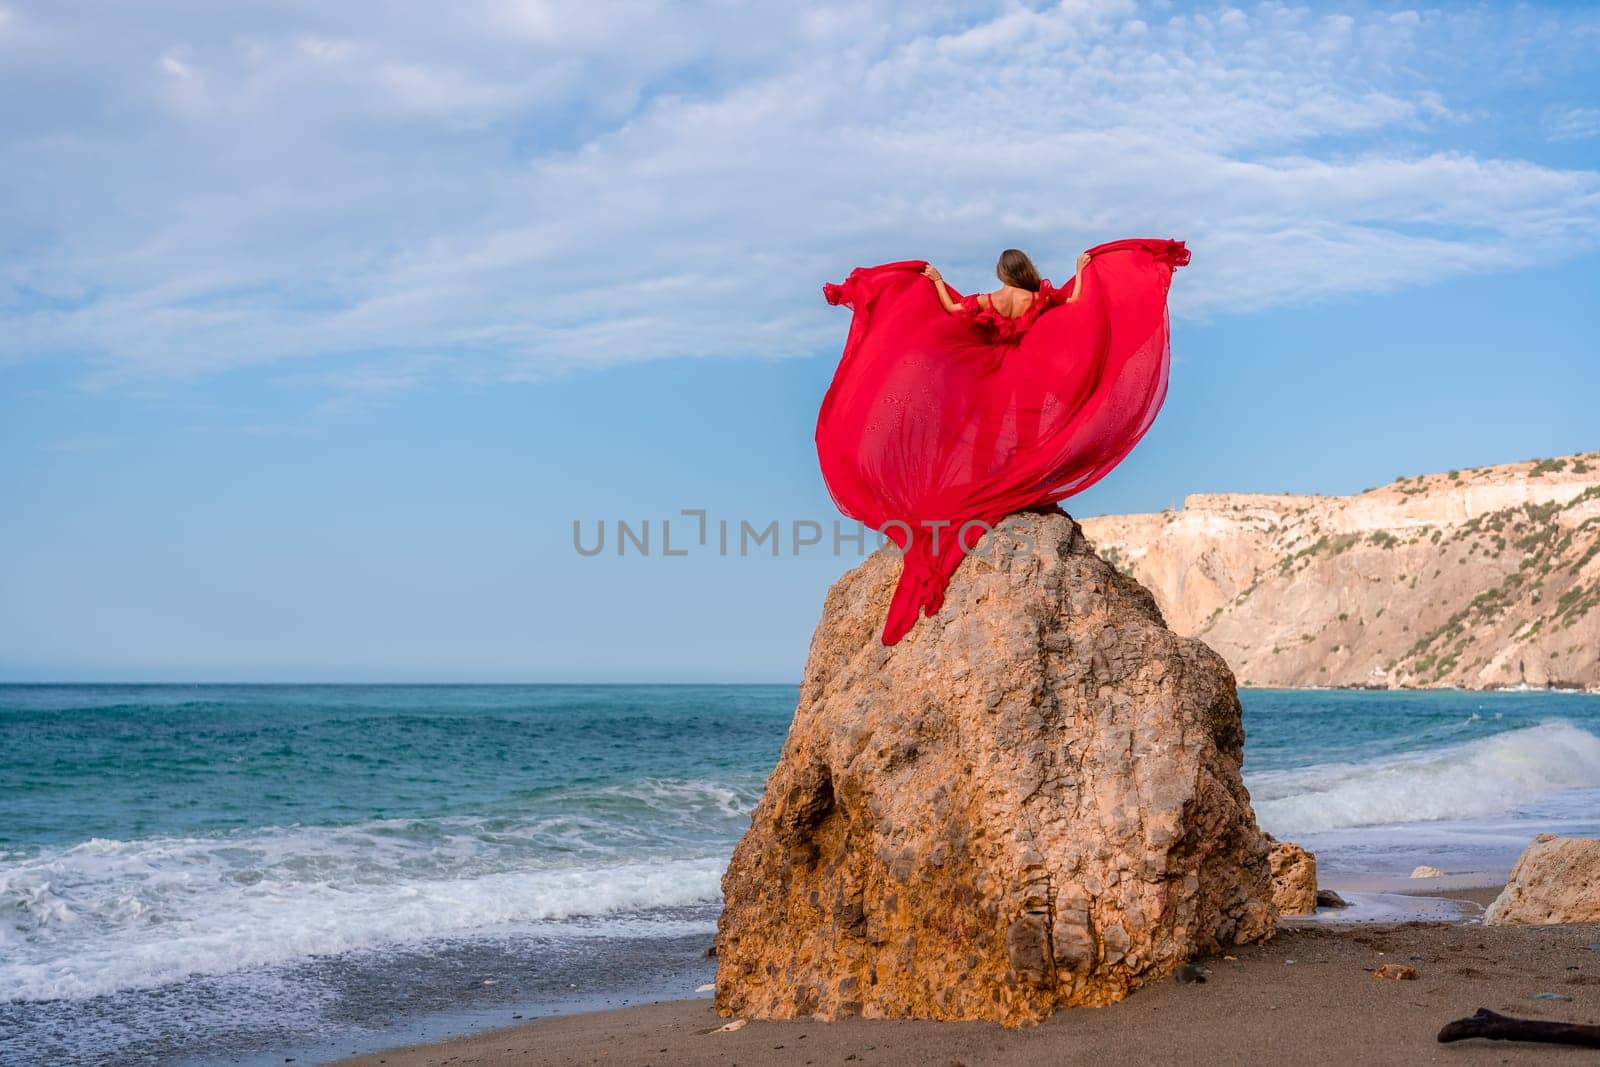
[983, 285, 1039, 319]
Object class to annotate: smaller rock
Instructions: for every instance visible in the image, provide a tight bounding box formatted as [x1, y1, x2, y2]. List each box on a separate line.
[1532, 992, 1573, 1002]
[1373, 964, 1418, 981]
[714, 1019, 747, 1033]
[1485, 836, 1600, 925]
[1410, 865, 1445, 879]
[1268, 840, 1319, 915]
[1316, 889, 1347, 908]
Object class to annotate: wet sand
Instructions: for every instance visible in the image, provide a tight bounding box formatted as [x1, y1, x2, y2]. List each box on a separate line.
[339, 890, 1600, 1067]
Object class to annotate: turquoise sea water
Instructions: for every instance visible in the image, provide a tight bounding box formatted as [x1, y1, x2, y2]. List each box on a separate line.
[3, 684, 1599, 1065]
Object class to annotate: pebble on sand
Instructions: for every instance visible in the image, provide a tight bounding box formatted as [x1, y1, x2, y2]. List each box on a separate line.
[1373, 964, 1419, 980]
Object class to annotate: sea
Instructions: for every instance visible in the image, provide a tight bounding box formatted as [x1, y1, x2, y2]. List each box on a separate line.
[3, 684, 1599, 1065]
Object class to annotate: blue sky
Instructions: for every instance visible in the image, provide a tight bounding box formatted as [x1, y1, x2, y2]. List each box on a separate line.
[2, 1, 1598, 682]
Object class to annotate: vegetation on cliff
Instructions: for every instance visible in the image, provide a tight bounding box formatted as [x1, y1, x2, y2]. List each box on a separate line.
[1080, 452, 1600, 691]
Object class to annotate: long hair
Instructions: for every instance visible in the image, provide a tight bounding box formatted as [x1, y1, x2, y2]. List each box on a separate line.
[996, 248, 1041, 292]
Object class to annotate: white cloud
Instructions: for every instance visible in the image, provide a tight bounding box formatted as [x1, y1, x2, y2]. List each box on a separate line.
[0, 1, 1597, 386]
[1548, 106, 1600, 143]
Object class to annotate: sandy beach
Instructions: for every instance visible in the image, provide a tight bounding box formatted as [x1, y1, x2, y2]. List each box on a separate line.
[341, 888, 1600, 1067]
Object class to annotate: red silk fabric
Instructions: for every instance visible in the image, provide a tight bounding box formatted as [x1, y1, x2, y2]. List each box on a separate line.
[817, 238, 1188, 644]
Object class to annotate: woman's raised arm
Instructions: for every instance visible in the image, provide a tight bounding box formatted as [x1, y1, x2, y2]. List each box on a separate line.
[1065, 251, 1092, 303]
[922, 265, 975, 315]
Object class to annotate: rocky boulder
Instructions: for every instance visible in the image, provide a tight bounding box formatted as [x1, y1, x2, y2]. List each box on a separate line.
[1267, 840, 1318, 916]
[1485, 835, 1600, 925]
[714, 510, 1276, 1026]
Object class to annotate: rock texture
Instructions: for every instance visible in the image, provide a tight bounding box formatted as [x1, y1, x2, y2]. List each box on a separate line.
[1267, 840, 1318, 916]
[715, 510, 1275, 1026]
[1080, 452, 1600, 691]
[1484, 835, 1600, 925]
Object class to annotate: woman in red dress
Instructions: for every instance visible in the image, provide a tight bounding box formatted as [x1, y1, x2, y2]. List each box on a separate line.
[924, 248, 1091, 327]
[818, 239, 1188, 645]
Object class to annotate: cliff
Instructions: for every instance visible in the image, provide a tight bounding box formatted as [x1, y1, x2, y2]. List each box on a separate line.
[1079, 452, 1600, 691]
[715, 510, 1274, 1025]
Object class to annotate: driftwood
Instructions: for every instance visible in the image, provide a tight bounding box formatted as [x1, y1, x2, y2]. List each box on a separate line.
[1438, 1008, 1600, 1048]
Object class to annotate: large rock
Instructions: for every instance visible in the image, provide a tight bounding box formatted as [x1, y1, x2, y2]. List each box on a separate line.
[1267, 840, 1318, 916]
[1485, 835, 1600, 925]
[715, 510, 1275, 1026]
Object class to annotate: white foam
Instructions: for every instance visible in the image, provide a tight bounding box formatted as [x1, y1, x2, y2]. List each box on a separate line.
[1249, 719, 1600, 837]
[0, 817, 728, 1003]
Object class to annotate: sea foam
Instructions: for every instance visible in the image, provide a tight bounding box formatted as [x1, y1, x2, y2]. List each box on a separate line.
[1249, 719, 1600, 837]
[0, 813, 729, 1002]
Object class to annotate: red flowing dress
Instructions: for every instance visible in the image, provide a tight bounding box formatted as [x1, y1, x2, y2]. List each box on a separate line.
[817, 238, 1189, 645]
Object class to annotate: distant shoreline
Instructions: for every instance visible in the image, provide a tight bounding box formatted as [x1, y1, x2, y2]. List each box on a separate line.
[1082, 450, 1600, 693]
[1240, 682, 1600, 695]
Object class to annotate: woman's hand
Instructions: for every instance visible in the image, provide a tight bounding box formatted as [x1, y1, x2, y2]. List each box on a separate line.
[923, 264, 961, 313]
[1067, 252, 1092, 303]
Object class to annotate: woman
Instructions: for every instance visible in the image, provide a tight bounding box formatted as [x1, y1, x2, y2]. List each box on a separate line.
[923, 248, 1092, 328]
[819, 238, 1189, 645]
